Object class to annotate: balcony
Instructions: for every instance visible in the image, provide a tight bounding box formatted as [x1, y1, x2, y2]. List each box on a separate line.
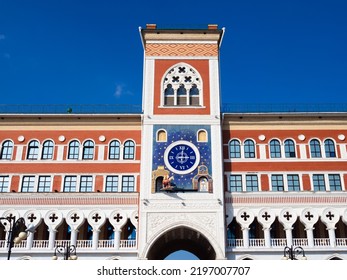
[226, 238, 347, 250]
[0, 239, 137, 252]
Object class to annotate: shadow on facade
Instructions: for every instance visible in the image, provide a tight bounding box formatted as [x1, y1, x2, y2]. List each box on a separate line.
[146, 226, 216, 260]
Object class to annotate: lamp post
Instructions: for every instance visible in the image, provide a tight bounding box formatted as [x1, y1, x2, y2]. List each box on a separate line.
[52, 242, 78, 260]
[0, 216, 33, 260]
[282, 245, 307, 260]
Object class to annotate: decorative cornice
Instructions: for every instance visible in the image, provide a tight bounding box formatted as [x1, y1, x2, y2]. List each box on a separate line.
[145, 43, 218, 57]
[225, 192, 347, 205]
[0, 193, 139, 206]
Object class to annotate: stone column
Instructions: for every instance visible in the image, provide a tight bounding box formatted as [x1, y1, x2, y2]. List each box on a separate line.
[70, 229, 78, 247]
[48, 228, 57, 250]
[284, 227, 293, 247]
[305, 227, 314, 248]
[26, 229, 34, 250]
[263, 227, 271, 248]
[92, 229, 100, 250]
[114, 228, 121, 250]
[327, 227, 336, 247]
[242, 227, 250, 248]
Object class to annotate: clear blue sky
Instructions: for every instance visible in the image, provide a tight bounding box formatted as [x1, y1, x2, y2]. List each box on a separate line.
[1, 0, 346, 106]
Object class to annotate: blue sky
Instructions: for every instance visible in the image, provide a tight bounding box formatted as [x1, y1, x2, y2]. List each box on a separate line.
[1, 0, 347, 107]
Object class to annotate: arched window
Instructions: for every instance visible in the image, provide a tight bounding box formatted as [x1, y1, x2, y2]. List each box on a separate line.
[324, 139, 336, 158]
[284, 139, 296, 158]
[244, 139, 255, 158]
[0, 140, 13, 160]
[229, 140, 241, 158]
[270, 139, 281, 158]
[68, 140, 80, 159]
[41, 140, 54, 159]
[177, 84, 187, 106]
[123, 140, 135, 160]
[109, 140, 120, 159]
[310, 139, 322, 158]
[27, 140, 39, 160]
[162, 64, 202, 106]
[157, 130, 167, 142]
[197, 130, 207, 142]
[82, 140, 94, 160]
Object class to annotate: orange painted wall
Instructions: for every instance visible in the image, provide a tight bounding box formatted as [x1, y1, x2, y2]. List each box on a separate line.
[10, 175, 20, 192]
[53, 175, 62, 192]
[261, 174, 269, 191]
[302, 174, 311, 191]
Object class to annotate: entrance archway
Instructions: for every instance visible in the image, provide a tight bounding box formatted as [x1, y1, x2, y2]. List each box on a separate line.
[146, 226, 216, 260]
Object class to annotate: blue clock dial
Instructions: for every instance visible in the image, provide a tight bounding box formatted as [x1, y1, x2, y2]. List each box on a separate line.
[164, 140, 200, 174]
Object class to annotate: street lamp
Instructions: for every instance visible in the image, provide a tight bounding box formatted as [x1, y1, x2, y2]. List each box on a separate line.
[52, 242, 78, 260]
[282, 245, 307, 260]
[0, 216, 34, 260]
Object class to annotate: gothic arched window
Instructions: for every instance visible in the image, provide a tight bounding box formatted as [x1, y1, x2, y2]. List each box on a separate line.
[162, 63, 202, 107]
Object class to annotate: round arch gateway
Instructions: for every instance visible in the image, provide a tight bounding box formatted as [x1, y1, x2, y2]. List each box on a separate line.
[146, 226, 216, 260]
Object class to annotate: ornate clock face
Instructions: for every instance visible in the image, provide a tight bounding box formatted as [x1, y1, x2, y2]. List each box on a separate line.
[164, 140, 200, 174]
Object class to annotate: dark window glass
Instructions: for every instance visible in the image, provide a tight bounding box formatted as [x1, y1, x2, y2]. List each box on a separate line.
[244, 139, 255, 158]
[284, 139, 296, 158]
[310, 140, 322, 158]
[105, 176, 119, 192]
[27, 140, 39, 160]
[41, 140, 54, 159]
[122, 176, 135, 192]
[123, 140, 135, 160]
[229, 140, 241, 158]
[109, 140, 120, 159]
[313, 174, 325, 191]
[270, 140, 281, 158]
[230, 175, 242, 192]
[82, 140, 94, 160]
[271, 175, 284, 191]
[0, 140, 13, 160]
[68, 141, 80, 159]
[324, 139, 336, 158]
[246, 175, 258, 192]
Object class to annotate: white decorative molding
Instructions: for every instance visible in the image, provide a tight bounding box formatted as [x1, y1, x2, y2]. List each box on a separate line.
[99, 135, 106, 142]
[298, 134, 305, 141]
[44, 210, 63, 230]
[338, 134, 345, 141]
[321, 208, 339, 227]
[278, 208, 297, 228]
[258, 135, 266, 141]
[236, 208, 255, 228]
[146, 212, 216, 242]
[87, 210, 106, 229]
[58, 135, 65, 142]
[257, 208, 275, 228]
[18, 135, 25, 142]
[109, 209, 128, 229]
[24, 209, 42, 227]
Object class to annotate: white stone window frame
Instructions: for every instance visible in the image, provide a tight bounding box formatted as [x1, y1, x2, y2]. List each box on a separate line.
[310, 173, 345, 192]
[228, 138, 258, 159]
[227, 172, 261, 192]
[20, 175, 52, 192]
[160, 63, 203, 107]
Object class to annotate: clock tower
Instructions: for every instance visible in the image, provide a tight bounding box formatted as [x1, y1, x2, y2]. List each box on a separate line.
[138, 24, 226, 259]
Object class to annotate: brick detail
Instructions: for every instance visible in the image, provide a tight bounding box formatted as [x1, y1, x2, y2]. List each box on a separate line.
[146, 43, 218, 56]
[226, 196, 347, 205]
[0, 195, 139, 206]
